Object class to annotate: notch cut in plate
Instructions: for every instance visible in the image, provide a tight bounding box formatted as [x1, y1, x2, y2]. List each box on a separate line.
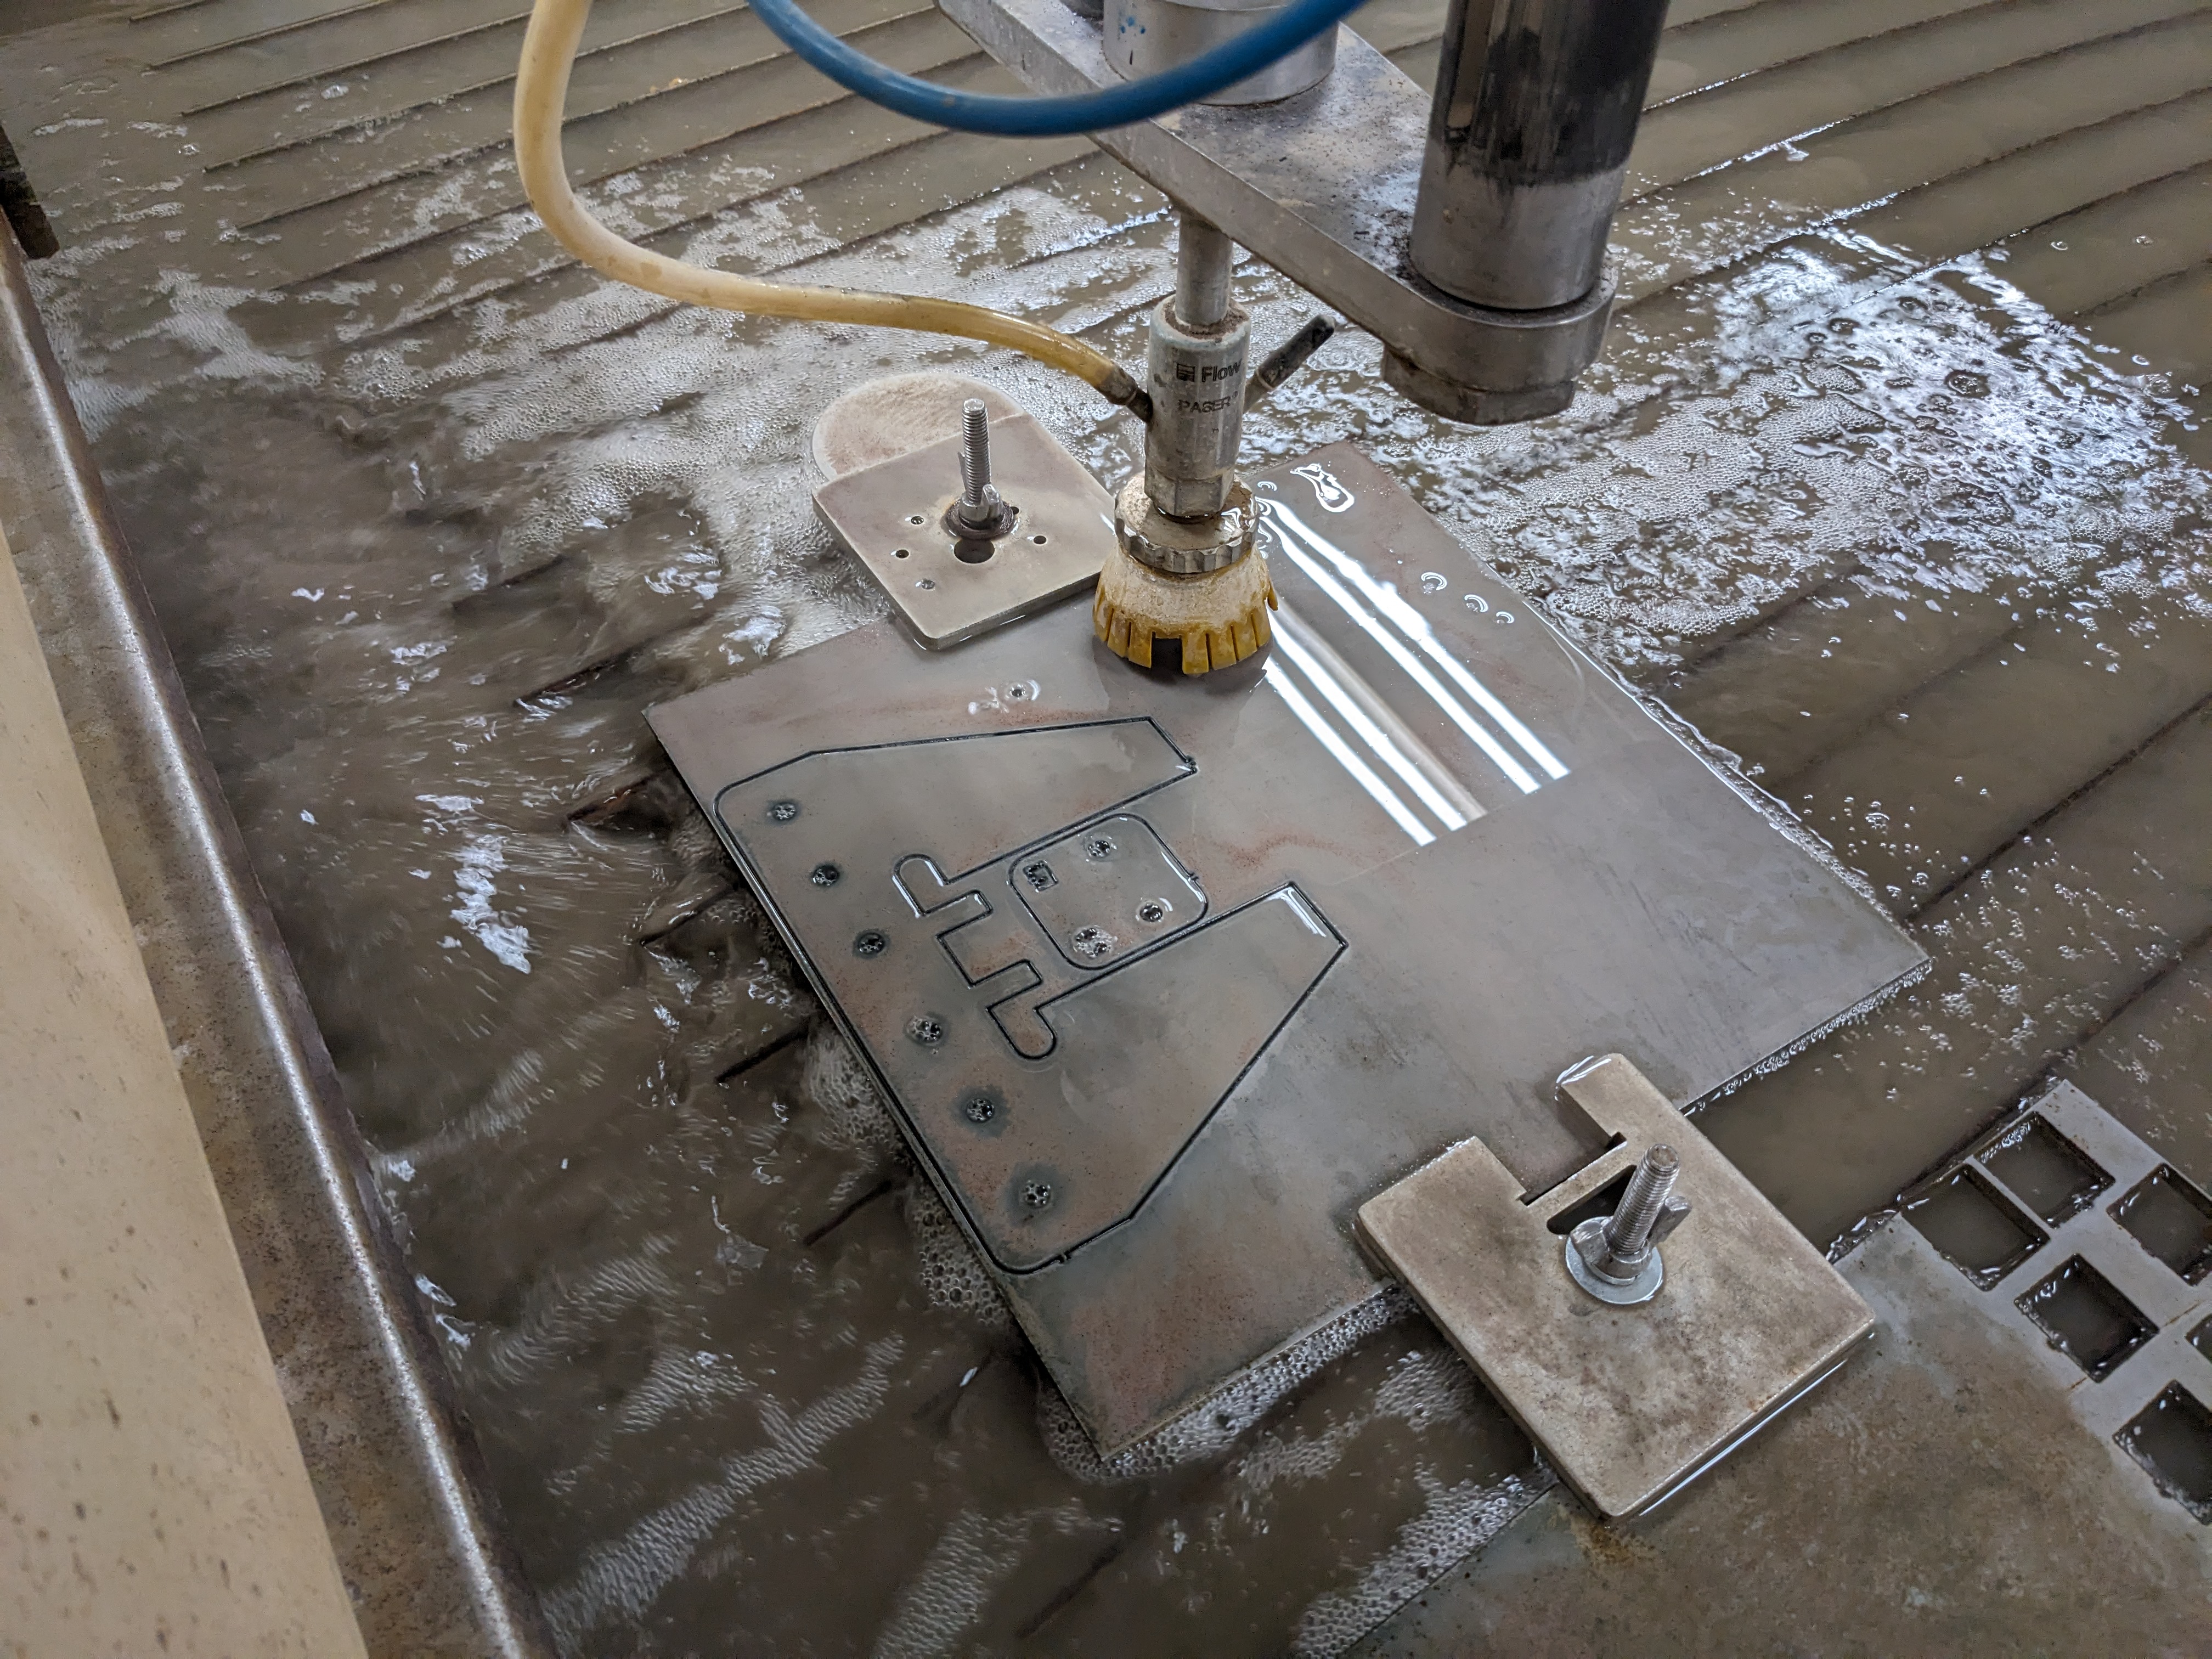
[814, 410, 1115, 648]
[1358, 1054, 1876, 1521]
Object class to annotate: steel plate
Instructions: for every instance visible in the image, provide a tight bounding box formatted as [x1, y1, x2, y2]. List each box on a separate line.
[650, 444, 1926, 1452]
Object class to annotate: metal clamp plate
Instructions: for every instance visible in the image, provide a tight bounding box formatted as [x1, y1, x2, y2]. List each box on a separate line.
[814, 411, 1115, 649]
[1358, 1053, 1876, 1520]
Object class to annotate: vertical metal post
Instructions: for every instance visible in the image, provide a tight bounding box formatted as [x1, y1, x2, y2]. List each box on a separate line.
[1175, 212, 1233, 330]
[1144, 210, 1250, 525]
[1409, 0, 1669, 312]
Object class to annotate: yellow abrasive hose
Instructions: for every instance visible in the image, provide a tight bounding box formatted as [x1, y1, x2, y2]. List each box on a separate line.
[512, 0, 1147, 413]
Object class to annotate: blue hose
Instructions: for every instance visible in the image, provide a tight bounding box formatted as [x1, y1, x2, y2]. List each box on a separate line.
[747, 0, 1369, 137]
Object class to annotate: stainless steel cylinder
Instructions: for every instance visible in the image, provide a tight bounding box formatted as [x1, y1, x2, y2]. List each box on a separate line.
[1144, 297, 1249, 520]
[1410, 0, 1669, 311]
[1103, 0, 1338, 106]
[1175, 213, 1233, 330]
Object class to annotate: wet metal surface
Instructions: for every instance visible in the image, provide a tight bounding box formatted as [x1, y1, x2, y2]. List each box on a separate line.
[1359, 1054, 1874, 1520]
[1358, 1183, 2212, 1657]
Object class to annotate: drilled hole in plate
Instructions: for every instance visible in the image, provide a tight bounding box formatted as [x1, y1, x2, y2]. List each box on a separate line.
[906, 514, 924, 526]
[2016, 1255, 2154, 1380]
[953, 538, 996, 565]
[894, 548, 910, 558]
[1031, 533, 1048, 544]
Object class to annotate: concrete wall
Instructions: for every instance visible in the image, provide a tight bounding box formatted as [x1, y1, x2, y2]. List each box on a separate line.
[0, 518, 369, 1658]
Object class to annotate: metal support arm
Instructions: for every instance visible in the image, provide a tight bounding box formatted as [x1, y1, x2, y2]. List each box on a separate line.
[938, 0, 1613, 422]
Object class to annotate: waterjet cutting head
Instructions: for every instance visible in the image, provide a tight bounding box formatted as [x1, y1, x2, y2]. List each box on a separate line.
[1092, 210, 1280, 675]
[1094, 480, 1276, 673]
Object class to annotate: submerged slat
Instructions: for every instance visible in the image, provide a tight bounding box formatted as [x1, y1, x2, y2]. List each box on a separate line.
[206, 0, 909, 223]
[1702, 701, 2212, 1249]
[151, 0, 515, 75]
[314, 83, 1090, 347]
[1624, 0, 2207, 196]
[2067, 941, 2212, 1187]
[180, 0, 746, 163]
[1855, 91, 2212, 276]
[1616, 10, 2212, 300]
[1993, 162, 2212, 318]
[1790, 601, 2212, 915]
[228, 12, 978, 289]
[1647, 0, 1999, 109]
[126, 0, 392, 57]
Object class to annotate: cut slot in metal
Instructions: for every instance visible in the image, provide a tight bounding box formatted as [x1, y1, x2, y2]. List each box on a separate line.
[1980, 1113, 2112, 1226]
[1904, 1164, 2046, 1290]
[2015, 1255, 2155, 1381]
[2110, 1166, 2212, 1284]
[2115, 1384, 2212, 1523]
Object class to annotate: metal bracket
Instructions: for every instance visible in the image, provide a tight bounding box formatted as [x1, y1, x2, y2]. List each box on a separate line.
[935, 0, 1613, 418]
[813, 410, 1116, 649]
[1358, 1053, 1876, 1520]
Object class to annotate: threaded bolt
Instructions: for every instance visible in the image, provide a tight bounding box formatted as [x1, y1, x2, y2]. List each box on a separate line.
[1604, 1145, 1680, 1262]
[948, 399, 1015, 539]
[960, 399, 991, 508]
